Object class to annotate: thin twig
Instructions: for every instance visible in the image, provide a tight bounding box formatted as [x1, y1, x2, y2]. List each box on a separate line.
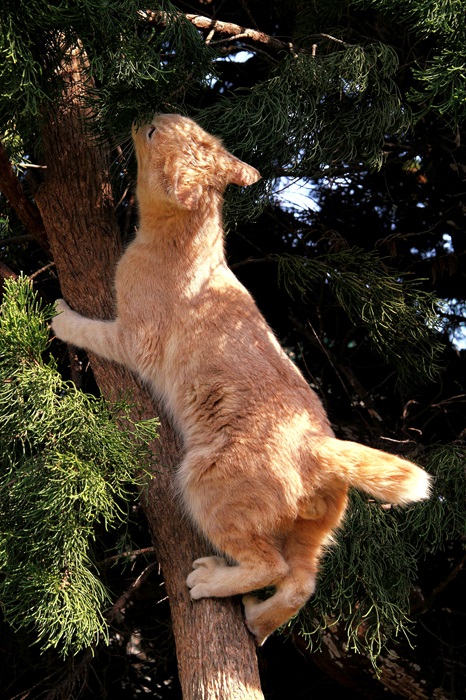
[229, 256, 271, 270]
[43, 649, 93, 700]
[311, 32, 352, 47]
[18, 162, 47, 169]
[0, 234, 35, 246]
[29, 261, 56, 280]
[210, 31, 251, 46]
[67, 344, 83, 389]
[239, 0, 260, 31]
[9, 673, 57, 700]
[289, 310, 383, 424]
[98, 546, 157, 567]
[412, 551, 466, 616]
[107, 562, 158, 621]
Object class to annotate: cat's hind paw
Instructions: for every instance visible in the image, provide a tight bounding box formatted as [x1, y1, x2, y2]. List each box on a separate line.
[186, 556, 227, 599]
[242, 594, 273, 647]
[191, 556, 227, 571]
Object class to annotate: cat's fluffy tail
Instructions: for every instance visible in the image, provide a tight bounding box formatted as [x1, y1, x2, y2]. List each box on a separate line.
[316, 436, 431, 504]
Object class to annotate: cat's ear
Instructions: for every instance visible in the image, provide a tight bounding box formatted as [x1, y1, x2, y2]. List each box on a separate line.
[173, 177, 203, 210]
[167, 158, 203, 210]
[225, 155, 261, 187]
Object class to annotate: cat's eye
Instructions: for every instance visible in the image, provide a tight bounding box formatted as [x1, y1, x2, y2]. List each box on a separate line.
[147, 126, 156, 139]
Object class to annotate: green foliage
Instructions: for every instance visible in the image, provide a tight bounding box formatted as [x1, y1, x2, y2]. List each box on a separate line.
[94, 2, 217, 141]
[289, 0, 349, 35]
[353, 0, 466, 121]
[275, 247, 444, 386]
[403, 446, 466, 551]
[200, 44, 409, 220]
[297, 444, 466, 667]
[0, 277, 158, 655]
[0, 0, 216, 144]
[300, 491, 418, 662]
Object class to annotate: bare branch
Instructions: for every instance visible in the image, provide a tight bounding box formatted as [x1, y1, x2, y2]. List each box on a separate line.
[140, 9, 298, 55]
[0, 260, 18, 286]
[140, 9, 352, 56]
[29, 261, 55, 280]
[411, 550, 466, 616]
[44, 649, 93, 700]
[106, 562, 158, 621]
[98, 546, 157, 567]
[289, 310, 384, 426]
[0, 234, 35, 246]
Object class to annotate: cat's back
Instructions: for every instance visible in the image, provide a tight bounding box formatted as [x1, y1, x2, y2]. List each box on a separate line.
[167, 266, 331, 435]
[114, 238, 330, 439]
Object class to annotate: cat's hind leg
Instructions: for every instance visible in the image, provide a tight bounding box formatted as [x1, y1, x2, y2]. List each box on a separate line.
[186, 537, 289, 600]
[242, 519, 323, 646]
[244, 488, 348, 646]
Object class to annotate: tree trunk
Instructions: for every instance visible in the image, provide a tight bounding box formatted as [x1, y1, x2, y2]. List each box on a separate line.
[34, 49, 264, 700]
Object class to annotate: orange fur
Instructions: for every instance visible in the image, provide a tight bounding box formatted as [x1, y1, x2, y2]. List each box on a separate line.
[52, 114, 431, 645]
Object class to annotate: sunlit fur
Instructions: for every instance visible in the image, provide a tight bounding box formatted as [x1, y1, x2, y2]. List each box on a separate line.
[52, 114, 431, 645]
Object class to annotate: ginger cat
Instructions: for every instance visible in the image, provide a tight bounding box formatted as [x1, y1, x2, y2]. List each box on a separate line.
[52, 114, 431, 645]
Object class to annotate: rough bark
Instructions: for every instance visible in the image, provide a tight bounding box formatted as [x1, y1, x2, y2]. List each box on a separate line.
[33, 49, 264, 700]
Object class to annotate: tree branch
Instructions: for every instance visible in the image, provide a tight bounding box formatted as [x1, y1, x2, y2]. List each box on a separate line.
[106, 562, 158, 622]
[141, 9, 352, 56]
[98, 546, 157, 567]
[0, 234, 35, 246]
[0, 260, 18, 287]
[294, 625, 449, 700]
[29, 261, 55, 280]
[288, 310, 384, 426]
[43, 649, 93, 700]
[141, 9, 299, 55]
[411, 551, 466, 616]
[0, 140, 50, 254]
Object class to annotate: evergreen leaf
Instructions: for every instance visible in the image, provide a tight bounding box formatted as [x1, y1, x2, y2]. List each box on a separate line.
[0, 277, 158, 656]
[275, 248, 444, 386]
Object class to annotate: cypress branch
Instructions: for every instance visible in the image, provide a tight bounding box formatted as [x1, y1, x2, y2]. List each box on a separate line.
[353, 0, 466, 122]
[275, 248, 444, 386]
[0, 276, 158, 655]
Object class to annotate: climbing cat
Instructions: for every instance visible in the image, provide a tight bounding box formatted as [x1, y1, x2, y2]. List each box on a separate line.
[52, 114, 431, 645]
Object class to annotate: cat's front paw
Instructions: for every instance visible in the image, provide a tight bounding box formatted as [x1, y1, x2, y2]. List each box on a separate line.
[186, 556, 227, 599]
[51, 299, 73, 341]
[55, 298, 70, 315]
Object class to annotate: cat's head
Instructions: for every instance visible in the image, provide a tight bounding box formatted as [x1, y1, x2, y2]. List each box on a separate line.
[132, 114, 261, 211]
